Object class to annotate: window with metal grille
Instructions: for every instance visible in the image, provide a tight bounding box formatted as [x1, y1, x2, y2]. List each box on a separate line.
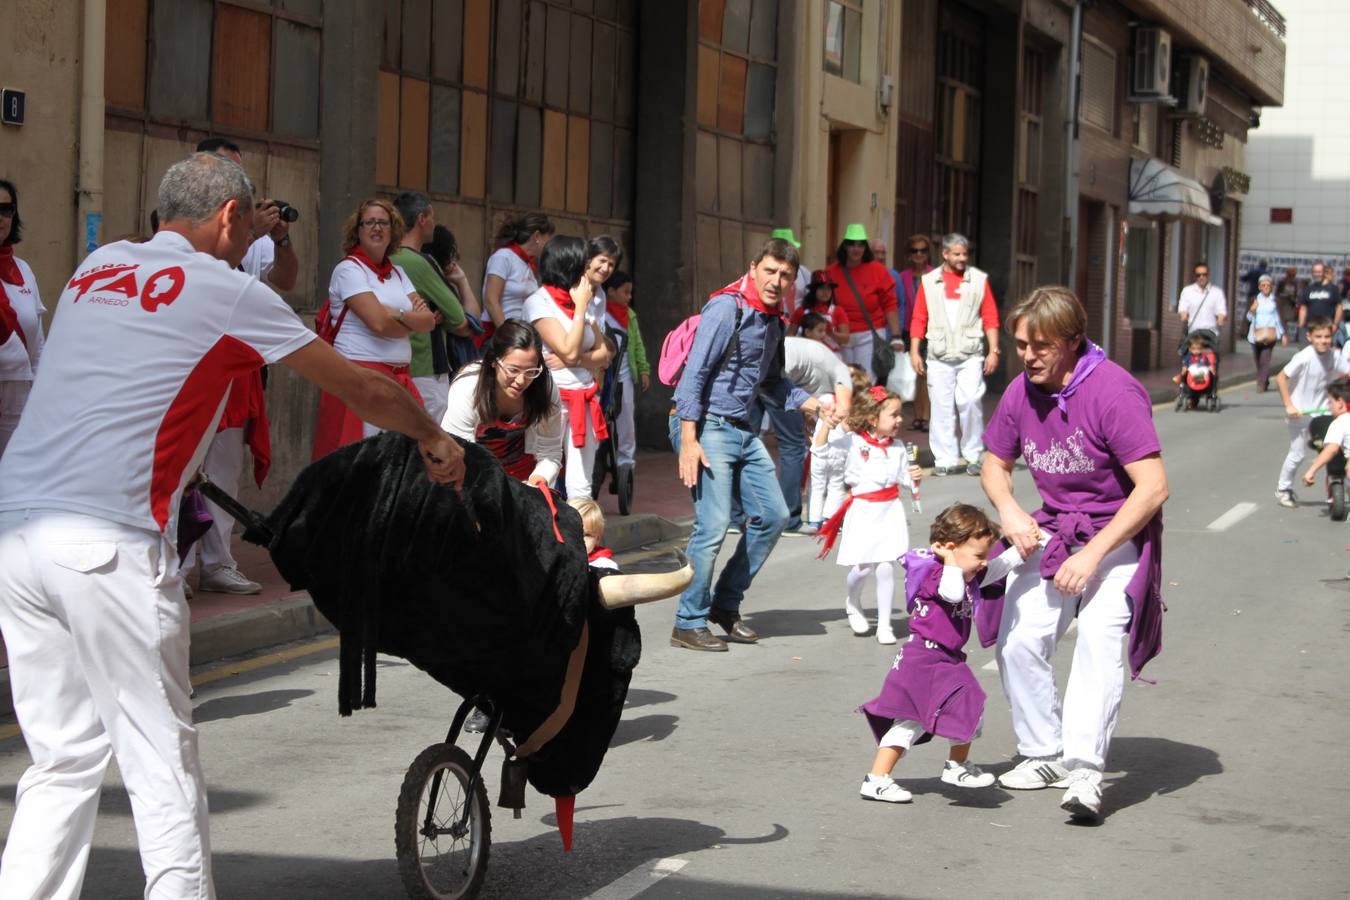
[1080, 36, 1116, 134]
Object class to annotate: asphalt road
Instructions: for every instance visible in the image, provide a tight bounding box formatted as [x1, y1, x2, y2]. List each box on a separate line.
[2, 381, 1348, 899]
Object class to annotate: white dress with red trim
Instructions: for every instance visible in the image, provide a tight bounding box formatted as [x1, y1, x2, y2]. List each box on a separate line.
[830, 430, 913, 567]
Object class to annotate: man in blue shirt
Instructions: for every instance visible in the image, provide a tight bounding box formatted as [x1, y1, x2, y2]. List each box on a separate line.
[669, 239, 833, 651]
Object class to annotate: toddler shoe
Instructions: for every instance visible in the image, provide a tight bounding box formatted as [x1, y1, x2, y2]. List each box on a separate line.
[859, 773, 912, 803]
[876, 625, 897, 645]
[845, 599, 870, 636]
[940, 759, 995, 788]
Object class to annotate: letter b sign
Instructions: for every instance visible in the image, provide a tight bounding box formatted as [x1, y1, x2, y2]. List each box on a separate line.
[1, 89, 25, 127]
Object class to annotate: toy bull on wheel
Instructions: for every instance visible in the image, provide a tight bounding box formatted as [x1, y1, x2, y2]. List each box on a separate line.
[203, 433, 691, 899]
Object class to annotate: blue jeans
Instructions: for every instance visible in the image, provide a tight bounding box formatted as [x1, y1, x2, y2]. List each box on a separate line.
[668, 413, 789, 629]
[763, 406, 807, 529]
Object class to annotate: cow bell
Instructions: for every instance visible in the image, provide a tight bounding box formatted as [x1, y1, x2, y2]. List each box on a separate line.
[498, 757, 528, 819]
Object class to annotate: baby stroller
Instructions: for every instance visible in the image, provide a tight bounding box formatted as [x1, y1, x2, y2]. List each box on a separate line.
[591, 324, 634, 515]
[1307, 415, 1348, 521]
[1175, 328, 1220, 413]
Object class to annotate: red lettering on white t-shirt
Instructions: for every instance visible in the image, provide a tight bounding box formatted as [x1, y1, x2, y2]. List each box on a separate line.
[141, 266, 186, 312]
[67, 264, 140, 301]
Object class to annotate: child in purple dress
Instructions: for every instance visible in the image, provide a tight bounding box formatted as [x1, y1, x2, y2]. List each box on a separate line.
[858, 503, 1024, 803]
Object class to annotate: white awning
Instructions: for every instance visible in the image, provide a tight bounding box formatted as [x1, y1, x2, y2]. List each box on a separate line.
[1128, 157, 1223, 226]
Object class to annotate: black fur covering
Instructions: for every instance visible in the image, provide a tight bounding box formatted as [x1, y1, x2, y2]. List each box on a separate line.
[248, 432, 641, 796]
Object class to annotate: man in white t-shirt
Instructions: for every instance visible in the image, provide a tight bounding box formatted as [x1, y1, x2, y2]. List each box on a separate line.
[1177, 261, 1227, 352]
[1274, 318, 1347, 507]
[0, 153, 463, 899]
[191, 137, 300, 595]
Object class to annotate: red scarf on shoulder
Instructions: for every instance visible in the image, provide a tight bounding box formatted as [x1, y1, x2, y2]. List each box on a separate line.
[606, 301, 630, 329]
[0, 246, 26, 348]
[710, 271, 779, 317]
[507, 242, 538, 273]
[347, 245, 394, 282]
[545, 285, 576, 316]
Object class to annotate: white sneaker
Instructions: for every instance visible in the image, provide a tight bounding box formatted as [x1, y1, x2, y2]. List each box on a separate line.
[859, 773, 912, 804]
[1060, 769, 1103, 821]
[941, 759, 995, 788]
[998, 756, 1070, 790]
[845, 600, 870, 635]
[876, 626, 897, 645]
[1276, 489, 1298, 509]
[199, 565, 262, 595]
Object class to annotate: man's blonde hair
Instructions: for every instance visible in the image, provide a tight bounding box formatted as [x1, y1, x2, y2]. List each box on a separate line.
[1006, 285, 1087, 344]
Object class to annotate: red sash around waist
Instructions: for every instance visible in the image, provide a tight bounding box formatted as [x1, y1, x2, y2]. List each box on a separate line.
[816, 485, 901, 558]
[312, 361, 423, 460]
[558, 383, 609, 447]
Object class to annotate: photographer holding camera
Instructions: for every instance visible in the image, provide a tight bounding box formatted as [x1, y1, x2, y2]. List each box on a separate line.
[185, 137, 303, 595]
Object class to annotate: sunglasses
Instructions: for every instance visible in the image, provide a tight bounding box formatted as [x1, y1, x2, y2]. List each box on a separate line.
[908, 246, 929, 254]
[0, 203, 15, 218]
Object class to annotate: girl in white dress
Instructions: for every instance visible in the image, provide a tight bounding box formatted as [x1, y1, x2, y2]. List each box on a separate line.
[816, 386, 923, 644]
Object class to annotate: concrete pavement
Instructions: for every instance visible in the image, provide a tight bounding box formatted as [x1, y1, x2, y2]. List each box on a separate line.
[1, 369, 1346, 897]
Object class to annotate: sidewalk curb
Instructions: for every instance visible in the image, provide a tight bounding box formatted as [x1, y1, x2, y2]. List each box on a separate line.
[0, 514, 693, 717]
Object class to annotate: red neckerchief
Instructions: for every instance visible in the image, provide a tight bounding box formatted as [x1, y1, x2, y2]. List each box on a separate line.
[544, 285, 576, 316]
[347, 245, 394, 282]
[507, 242, 538, 273]
[606, 301, 630, 328]
[0, 245, 22, 286]
[0, 247, 26, 348]
[588, 546, 614, 563]
[710, 272, 778, 317]
[858, 430, 893, 455]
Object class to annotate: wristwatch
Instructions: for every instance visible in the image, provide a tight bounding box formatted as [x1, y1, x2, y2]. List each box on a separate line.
[395, 308, 407, 327]
[273, 235, 292, 248]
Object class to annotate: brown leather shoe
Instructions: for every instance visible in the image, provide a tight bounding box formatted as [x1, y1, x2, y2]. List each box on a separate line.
[670, 626, 729, 652]
[708, 607, 759, 644]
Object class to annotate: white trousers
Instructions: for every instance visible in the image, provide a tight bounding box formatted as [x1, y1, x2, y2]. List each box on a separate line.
[840, 332, 875, 380]
[0, 379, 32, 460]
[925, 355, 987, 467]
[995, 539, 1140, 772]
[0, 510, 213, 900]
[1277, 417, 1310, 491]
[413, 373, 449, 427]
[614, 372, 637, 468]
[196, 427, 245, 574]
[558, 402, 599, 499]
[881, 719, 982, 750]
[807, 450, 847, 523]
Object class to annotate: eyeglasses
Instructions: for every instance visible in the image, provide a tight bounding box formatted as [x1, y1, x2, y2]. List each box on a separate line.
[908, 246, 929, 254]
[360, 218, 391, 231]
[0, 203, 15, 218]
[496, 361, 544, 381]
[1194, 271, 1209, 278]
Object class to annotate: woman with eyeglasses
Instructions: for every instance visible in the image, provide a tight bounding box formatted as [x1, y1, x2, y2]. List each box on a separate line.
[524, 236, 614, 498]
[0, 179, 43, 458]
[442, 319, 562, 486]
[313, 198, 439, 459]
[900, 234, 935, 430]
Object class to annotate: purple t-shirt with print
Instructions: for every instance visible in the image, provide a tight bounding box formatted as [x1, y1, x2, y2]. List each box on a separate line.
[983, 358, 1160, 516]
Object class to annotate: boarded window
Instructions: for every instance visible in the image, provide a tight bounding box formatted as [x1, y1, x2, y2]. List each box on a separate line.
[106, 0, 149, 110]
[212, 5, 272, 131]
[1080, 37, 1116, 134]
[148, 0, 211, 121]
[274, 20, 322, 139]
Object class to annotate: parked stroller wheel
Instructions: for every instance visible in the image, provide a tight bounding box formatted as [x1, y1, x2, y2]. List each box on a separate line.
[1332, 481, 1347, 522]
[591, 440, 614, 500]
[616, 464, 634, 516]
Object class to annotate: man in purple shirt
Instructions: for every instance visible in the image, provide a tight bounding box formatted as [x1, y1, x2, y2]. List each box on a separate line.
[669, 238, 829, 651]
[979, 286, 1169, 822]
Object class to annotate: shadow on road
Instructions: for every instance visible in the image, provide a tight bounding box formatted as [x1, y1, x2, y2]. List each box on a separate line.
[71, 817, 796, 899]
[0, 785, 271, 820]
[748, 607, 914, 640]
[193, 689, 315, 724]
[1101, 735, 1223, 820]
[609, 713, 678, 747]
[624, 688, 677, 709]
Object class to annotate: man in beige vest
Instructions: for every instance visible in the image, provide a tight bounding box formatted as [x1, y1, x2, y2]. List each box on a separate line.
[908, 233, 1001, 475]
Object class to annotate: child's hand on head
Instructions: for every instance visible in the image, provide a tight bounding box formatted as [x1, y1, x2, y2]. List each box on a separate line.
[931, 542, 955, 565]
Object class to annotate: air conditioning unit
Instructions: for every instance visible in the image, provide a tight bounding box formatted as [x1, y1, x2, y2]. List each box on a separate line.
[1175, 53, 1209, 116]
[1132, 26, 1172, 96]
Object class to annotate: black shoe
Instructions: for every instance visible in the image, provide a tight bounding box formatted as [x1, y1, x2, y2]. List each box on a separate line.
[463, 708, 491, 733]
[707, 607, 759, 644]
[670, 626, 729, 652]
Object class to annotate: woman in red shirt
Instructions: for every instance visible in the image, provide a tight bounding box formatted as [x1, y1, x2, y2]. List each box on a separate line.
[824, 225, 901, 382]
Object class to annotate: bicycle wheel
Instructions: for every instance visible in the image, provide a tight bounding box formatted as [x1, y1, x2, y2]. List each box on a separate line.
[395, 743, 492, 900]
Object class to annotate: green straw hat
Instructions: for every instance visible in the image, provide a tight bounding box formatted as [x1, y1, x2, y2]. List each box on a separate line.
[842, 223, 868, 242]
[770, 227, 801, 249]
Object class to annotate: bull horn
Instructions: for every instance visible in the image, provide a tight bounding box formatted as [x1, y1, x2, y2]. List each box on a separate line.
[596, 549, 694, 610]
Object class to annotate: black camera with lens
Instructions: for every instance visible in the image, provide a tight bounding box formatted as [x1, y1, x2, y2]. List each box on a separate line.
[273, 200, 300, 223]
